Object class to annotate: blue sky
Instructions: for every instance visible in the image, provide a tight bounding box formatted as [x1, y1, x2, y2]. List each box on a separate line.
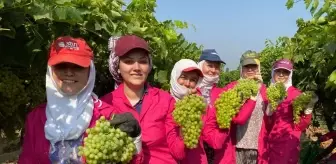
[154, 0, 313, 70]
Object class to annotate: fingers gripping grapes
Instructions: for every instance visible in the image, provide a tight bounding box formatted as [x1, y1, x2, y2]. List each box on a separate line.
[293, 91, 316, 123]
[109, 112, 141, 138]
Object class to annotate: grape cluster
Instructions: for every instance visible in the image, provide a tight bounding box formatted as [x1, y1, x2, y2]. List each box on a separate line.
[215, 79, 259, 129]
[78, 116, 136, 164]
[173, 94, 207, 149]
[266, 82, 287, 111]
[292, 91, 314, 124]
[235, 79, 259, 100]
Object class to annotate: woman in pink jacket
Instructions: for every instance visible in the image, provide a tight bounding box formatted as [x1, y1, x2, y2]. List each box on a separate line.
[266, 59, 318, 164]
[100, 35, 185, 164]
[213, 50, 269, 164]
[18, 36, 141, 164]
[197, 49, 226, 164]
[169, 59, 227, 164]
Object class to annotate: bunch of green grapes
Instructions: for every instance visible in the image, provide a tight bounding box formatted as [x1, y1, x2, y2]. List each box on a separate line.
[78, 116, 136, 164]
[173, 94, 207, 149]
[215, 88, 242, 129]
[235, 79, 259, 100]
[292, 91, 314, 124]
[266, 82, 287, 111]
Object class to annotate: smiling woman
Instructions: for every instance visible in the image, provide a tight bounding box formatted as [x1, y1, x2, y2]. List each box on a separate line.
[101, 35, 187, 164]
[51, 63, 90, 95]
[18, 36, 142, 164]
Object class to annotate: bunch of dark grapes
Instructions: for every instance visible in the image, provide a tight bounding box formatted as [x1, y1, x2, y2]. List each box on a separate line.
[292, 91, 314, 124]
[173, 94, 207, 149]
[78, 116, 136, 164]
[266, 82, 287, 111]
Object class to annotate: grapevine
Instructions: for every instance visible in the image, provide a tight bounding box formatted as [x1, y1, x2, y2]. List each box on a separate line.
[266, 82, 287, 111]
[292, 91, 314, 124]
[0, 69, 28, 118]
[78, 116, 136, 164]
[173, 94, 207, 149]
[215, 79, 259, 129]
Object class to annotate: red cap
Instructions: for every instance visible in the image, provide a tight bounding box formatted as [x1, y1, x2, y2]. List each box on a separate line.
[272, 59, 293, 71]
[115, 35, 149, 56]
[183, 67, 204, 77]
[48, 36, 94, 67]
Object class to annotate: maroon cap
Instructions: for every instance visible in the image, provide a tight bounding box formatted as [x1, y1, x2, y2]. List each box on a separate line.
[183, 67, 204, 77]
[272, 59, 293, 71]
[115, 35, 149, 56]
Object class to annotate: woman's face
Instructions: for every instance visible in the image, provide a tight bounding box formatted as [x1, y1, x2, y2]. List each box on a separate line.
[242, 64, 259, 79]
[52, 62, 90, 95]
[201, 60, 221, 77]
[119, 49, 150, 88]
[274, 68, 290, 83]
[177, 71, 200, 89]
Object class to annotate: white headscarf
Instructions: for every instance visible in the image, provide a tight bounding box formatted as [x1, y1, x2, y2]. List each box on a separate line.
[170, 59, 203, 100]
[44, 61, 98, 152]
[271, 67, 293, 90]
[197, 60, 219, 88]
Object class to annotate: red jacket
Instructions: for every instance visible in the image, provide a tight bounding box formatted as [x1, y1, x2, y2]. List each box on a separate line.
[267, 86, 312, 164]
[101, 83, 185, 164]
[212, 81, 270, 164]
[18, 98, 141, 164]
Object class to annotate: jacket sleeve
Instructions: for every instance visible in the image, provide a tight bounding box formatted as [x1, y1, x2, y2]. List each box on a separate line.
[232, 99, 257, 125]
[165, 98, 186, 160]
[202, 107, 229, 149]
[294, 113, 312, 131]
[18, 115, 34, 164]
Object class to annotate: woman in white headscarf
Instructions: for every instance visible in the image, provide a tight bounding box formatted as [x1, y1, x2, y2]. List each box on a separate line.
[170, 59, 228, 164]
[19, 36, 141, 164]
[266, 59, 318, 164]
[197, 49, 226, 164]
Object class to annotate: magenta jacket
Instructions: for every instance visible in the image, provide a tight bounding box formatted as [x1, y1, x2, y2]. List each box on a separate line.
[267, 86, 312, 164]
[101, 83, 185, 164]
[18, 98, 142, 164]
[212, 81, 270, 164]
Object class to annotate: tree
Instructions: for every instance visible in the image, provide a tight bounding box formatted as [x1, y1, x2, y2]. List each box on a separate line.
[0, 0, 202, 139]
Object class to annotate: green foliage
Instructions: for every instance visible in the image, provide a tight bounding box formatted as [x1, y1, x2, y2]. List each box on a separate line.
[0, 0, 201, 138]
[258, 0, 336, 132]
[218, 69, 240, 87]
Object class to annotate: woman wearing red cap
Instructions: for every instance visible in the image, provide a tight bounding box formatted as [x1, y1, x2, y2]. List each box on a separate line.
[266, 59, 318, 164]
[169, 59, 227, 164]
[101, 35, 185, 164]
[18, 36, 141, 164]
